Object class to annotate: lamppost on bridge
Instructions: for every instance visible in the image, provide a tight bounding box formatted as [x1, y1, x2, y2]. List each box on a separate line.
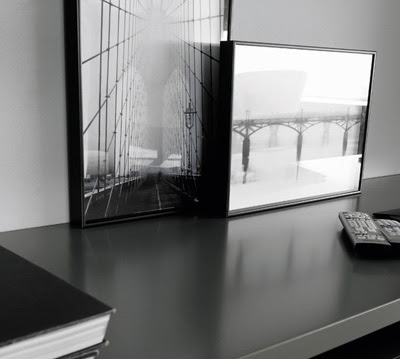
[342, 107, 350, 157]
[184, 102, 196, 175]
[242, 110, 251, 172]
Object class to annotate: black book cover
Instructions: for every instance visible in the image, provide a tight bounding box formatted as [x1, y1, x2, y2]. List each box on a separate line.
[373, 208, 400, 221]
[59, 350, 99, 359]
[57, 340, 107, 359]
[61, 352, 98, 359]
[0, 246, 114, 348]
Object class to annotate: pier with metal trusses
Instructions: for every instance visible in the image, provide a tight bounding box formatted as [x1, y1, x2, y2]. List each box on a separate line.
[232, 108, 367, 178]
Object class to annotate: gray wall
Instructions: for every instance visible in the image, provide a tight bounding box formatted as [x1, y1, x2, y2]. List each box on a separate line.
[0, 0, 68, 232]
[1, 0, 400, 232]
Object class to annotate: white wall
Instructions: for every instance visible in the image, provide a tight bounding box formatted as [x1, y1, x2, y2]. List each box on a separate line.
[231, 0, 400, 178]
[0, 0, 68, 232]
[1, 0, 400, 232]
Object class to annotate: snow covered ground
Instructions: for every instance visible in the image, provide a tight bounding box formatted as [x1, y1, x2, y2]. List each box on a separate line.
[229, 151, 361, 212]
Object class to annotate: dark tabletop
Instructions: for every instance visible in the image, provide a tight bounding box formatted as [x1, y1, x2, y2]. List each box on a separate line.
[1, 175, 400, 359]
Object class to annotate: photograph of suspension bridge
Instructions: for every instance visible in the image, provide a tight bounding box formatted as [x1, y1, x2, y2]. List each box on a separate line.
[78, 0, 229, 224]
[229, 43, 375, 213]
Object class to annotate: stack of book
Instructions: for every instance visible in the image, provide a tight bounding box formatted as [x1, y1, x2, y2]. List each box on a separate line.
[0, 246, 114, 359]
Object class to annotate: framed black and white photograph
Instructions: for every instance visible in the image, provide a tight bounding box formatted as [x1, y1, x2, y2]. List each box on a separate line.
[65, 0, 232, 227]
[217, 41, 376, 216]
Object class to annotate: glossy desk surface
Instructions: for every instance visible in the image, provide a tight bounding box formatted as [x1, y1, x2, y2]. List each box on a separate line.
[1, 175, 400, 359]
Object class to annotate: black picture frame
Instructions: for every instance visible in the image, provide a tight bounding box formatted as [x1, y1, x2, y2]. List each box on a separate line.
[64, 0, 232, 227]
[214, 41, 376, 217]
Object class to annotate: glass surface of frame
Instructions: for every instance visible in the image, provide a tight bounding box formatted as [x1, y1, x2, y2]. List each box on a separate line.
[67, 0, 231, 226]
[228, 42, 375, 214]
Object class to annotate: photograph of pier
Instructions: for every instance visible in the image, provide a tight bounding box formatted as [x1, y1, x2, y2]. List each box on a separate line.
[229, 44, 375, 213]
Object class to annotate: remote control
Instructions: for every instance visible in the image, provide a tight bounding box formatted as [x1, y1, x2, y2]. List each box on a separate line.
[338, 212, 391, 250]
[374, 218, 400, 244]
